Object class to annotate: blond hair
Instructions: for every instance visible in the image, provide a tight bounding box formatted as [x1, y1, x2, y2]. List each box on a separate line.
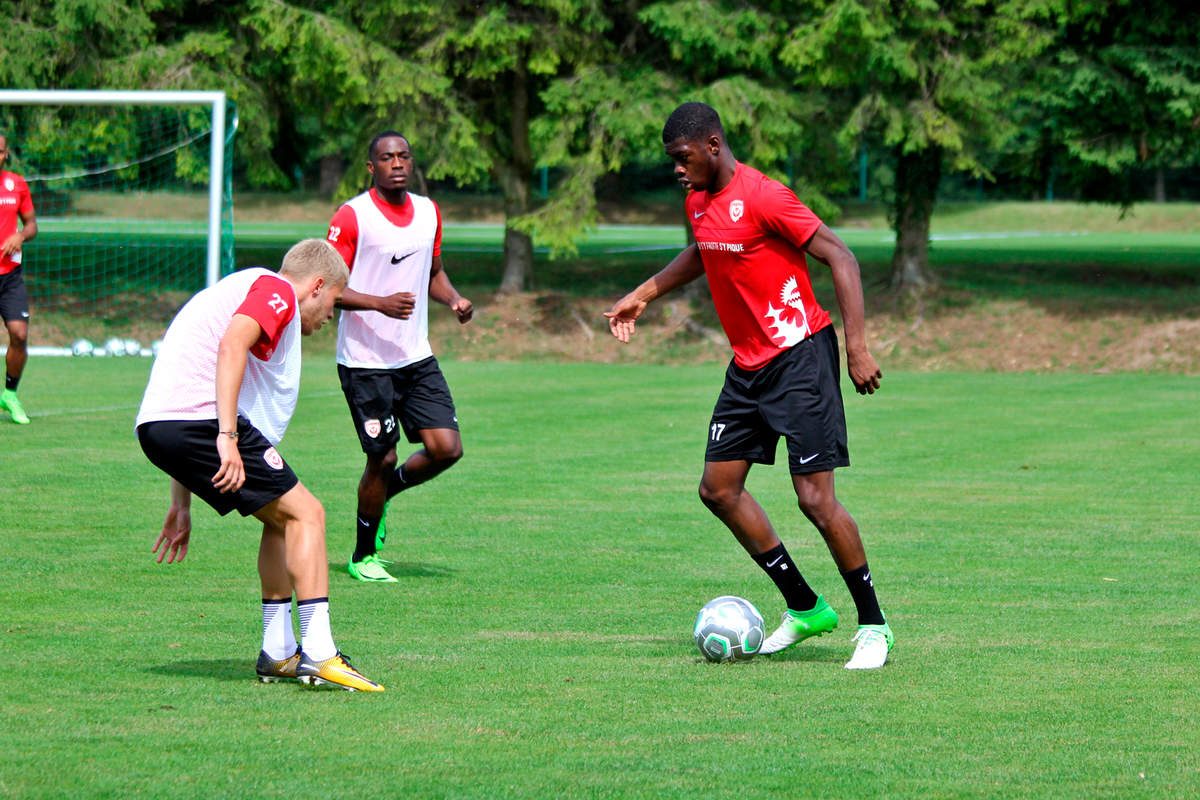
[280, 238, 349, 287]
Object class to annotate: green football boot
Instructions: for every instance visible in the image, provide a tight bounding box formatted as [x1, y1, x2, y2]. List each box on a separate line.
[0, 389, 30, 424]
[348, 553, 398, 583]
[760, 594, 839, 654]
[375, 499, 390, 552]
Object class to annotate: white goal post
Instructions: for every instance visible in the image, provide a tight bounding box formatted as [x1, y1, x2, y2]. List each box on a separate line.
[0, 89, 231, 288]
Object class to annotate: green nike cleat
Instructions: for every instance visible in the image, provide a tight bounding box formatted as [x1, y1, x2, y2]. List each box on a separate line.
[375, 500, 390, 552]
[0, 389, 29, 424]
[348, 553, 398, 583]
[760, 594, 839, 654]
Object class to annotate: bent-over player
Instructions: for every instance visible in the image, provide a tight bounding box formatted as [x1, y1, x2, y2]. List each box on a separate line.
[136, 239, 383, 691]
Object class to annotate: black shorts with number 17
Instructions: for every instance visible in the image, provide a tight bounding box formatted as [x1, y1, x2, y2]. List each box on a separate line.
[705, 324, 849, 475]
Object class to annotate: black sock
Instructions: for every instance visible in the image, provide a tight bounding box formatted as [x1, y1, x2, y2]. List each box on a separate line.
[386, 465, 408, 499]
[752, 544, 819, 612]
[352, 512, 381, 563]
[841, 563, 885, 626]
[4, 373, 18, 392]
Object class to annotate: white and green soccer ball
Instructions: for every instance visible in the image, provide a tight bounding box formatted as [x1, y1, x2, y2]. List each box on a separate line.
[693, 595, 765, 663]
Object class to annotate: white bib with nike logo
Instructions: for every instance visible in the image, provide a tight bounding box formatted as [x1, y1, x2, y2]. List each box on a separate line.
[336, 190, 438, 369]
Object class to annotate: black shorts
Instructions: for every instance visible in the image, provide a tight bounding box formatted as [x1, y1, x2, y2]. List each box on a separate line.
[137, 416, 300, 516]
[337, 357, 459, 455]
[705, 325, 849, 474]
[0, 268, 30, 324]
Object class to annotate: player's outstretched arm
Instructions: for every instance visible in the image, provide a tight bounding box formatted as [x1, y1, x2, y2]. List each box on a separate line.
[805, 225, 881, 395]
[605, 245, 704, 343]
[153, 479, 192, 564]
[429, 256, 473, 323]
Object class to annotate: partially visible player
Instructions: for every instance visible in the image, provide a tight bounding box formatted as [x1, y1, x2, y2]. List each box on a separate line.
[326, 130, 473, 583]
[0, 133, 38, 425]
[606, 103, 893, 669]
[136, 239, 383, 691]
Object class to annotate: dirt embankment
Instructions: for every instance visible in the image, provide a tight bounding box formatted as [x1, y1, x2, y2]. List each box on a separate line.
[428, 291, 1200, 375]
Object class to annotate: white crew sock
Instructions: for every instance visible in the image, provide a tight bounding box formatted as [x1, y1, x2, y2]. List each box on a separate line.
[261, 598, 297, 660]
[296, 598, 337, 661]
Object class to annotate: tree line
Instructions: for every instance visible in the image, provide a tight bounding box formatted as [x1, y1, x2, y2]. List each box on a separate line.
[1, 0, 1196, 293]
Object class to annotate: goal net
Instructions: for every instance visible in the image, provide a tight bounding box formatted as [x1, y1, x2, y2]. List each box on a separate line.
[0, 90, 236, 349]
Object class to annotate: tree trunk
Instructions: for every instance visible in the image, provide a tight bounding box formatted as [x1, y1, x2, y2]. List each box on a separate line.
[498, 60, 535, 294]
[318, 154, 345, 197]
[1153, 166, 1166, 203]
[889, 146, 942, 293]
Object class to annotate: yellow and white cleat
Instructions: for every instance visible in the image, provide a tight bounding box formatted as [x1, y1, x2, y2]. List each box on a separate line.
[296, 651, 384, 692]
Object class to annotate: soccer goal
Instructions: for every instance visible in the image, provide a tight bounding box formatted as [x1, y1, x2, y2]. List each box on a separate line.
[0, 90, 236, 345]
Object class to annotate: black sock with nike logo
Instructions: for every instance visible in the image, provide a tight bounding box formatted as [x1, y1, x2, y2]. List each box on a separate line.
[352, 512, 381, 563]
[841, 563, 885, 626]
[753, 543, 819, 612]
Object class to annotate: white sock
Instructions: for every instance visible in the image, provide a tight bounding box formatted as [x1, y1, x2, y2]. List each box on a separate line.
[296, 598, 337, 661]
[260, 598, 296, 660]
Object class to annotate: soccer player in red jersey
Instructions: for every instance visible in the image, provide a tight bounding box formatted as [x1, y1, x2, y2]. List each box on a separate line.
[606, 103, 893, 669]
[0, 134, 38, 425]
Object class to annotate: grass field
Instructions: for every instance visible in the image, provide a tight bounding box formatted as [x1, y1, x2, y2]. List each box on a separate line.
[1, 358, 1198, 798]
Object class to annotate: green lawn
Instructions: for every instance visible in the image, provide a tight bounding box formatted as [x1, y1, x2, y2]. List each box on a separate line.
[1, 359, 1197, 798]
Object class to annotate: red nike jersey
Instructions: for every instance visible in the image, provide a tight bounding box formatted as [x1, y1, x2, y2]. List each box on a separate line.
[686, 163, 831, 370]
[0, 171, 34, 275]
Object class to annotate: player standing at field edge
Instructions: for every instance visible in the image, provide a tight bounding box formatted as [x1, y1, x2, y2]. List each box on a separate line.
[327, 131, 473, 583]
[0, 134, 38, 425]
[606, 103, 894, 669]
[136, 239, 383, 691]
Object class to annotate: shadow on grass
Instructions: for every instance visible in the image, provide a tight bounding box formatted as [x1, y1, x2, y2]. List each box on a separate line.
[147, 659, 249, 682]
[331, 560, 458, 579]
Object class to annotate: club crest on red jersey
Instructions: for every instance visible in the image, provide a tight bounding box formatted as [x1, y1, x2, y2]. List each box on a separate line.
[730, 199, 744, 222]
[3, 178, 13, 192]
[764, 276, 811, 347]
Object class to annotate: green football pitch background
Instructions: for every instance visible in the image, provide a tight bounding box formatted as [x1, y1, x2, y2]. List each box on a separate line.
[1, 358, 1197, 798]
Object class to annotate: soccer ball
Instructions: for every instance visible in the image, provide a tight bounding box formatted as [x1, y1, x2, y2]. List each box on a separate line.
[693, 595, 765, 663]
[104, 337, 126, 357]
[123, 338, 141, 356]
[72, 338, 94, 356]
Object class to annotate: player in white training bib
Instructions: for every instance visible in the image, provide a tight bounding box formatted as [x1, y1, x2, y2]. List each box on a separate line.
[136, 239, 383, 691]
[326, 131, 473, 583]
